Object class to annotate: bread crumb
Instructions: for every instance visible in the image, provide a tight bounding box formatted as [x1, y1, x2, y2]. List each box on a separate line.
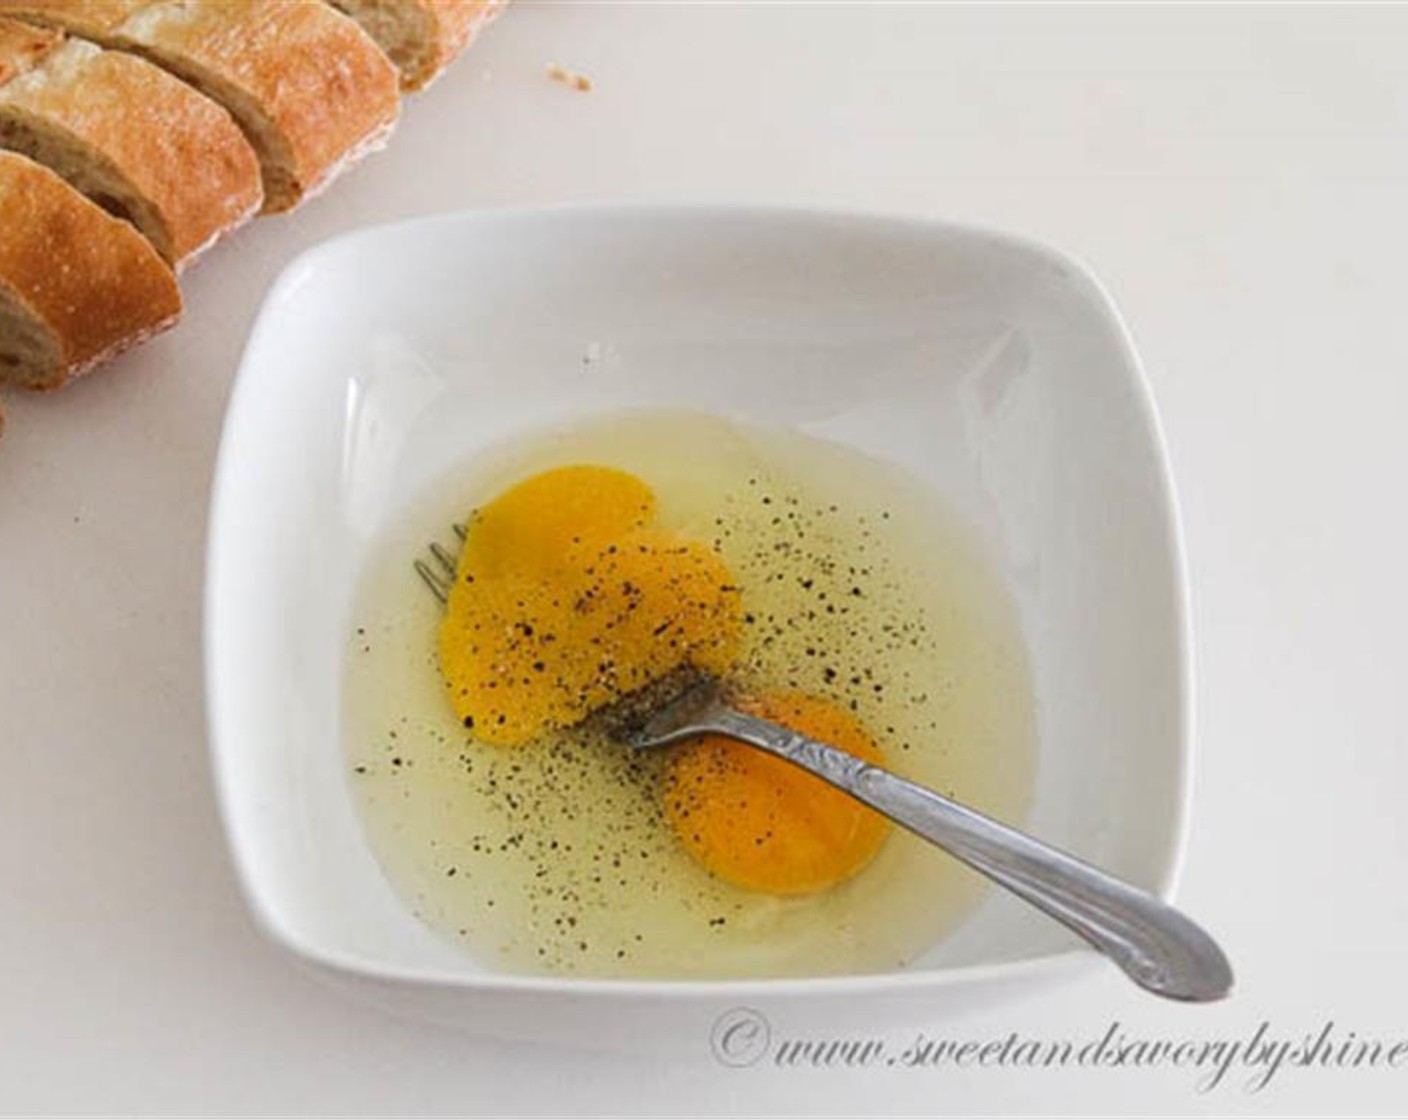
[547, 62, 593, 93]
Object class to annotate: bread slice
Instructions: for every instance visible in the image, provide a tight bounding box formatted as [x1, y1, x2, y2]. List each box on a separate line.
[0, 27, 263, 267]
[0, 1, 144, 41]
[326, 0, 501, 91]
[0, 150, 179, 389]
[0, 0, 401, 212]
[0, 9, 58, 82]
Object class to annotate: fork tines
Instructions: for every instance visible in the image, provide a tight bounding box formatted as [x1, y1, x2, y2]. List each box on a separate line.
[414, 523, 467, 605]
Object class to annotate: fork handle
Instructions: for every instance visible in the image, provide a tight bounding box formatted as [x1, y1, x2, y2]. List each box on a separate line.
[706, 706, 1233, 1002]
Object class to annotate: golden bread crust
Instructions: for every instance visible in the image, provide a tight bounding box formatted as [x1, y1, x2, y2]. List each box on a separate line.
[0, 14, 62, 83]
[415, 0, 498, 91]
[0, 1, 145, 39]
[325, 0, 505, 91]
[0, 150, 180, 387]
[0, 39, 263, 264]
[0, 1, 400, 212]
[117, 0, 401, 211]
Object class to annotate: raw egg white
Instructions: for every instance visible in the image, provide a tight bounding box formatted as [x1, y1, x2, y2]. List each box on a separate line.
[343, 409, 1036, 979]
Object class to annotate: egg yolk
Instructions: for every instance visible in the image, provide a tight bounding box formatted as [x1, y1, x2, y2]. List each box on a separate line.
[665, 691, 891, 895]
[457, 464, 657, 579]
[439, 465, 742, 746]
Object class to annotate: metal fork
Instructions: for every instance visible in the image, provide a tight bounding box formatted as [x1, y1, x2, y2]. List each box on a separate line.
[597, 667, 1232, 1002]
[417, 538, 1233, 1002]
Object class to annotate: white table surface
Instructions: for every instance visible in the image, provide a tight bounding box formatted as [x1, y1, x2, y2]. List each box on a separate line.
[2, 3, 1406, 1115]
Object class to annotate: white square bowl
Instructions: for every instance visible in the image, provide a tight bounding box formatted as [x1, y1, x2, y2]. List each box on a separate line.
[206, 205, 1191, 1044]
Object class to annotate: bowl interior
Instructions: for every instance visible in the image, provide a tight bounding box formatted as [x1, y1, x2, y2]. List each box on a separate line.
[207, 206, 1188, 984]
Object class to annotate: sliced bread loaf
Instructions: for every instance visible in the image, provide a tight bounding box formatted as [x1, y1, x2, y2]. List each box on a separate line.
[327, 0, 500, 91]
[0, 1, 140, 42]
[0, 149, 180, 389]
[0, 21, 263, 267]
[0, 0, 401, 212]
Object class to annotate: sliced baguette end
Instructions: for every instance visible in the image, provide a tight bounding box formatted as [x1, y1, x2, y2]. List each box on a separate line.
[0, 151, 180, 391]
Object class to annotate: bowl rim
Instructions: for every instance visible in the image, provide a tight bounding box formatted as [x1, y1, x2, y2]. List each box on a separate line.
[204, 200, 1194, 999]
